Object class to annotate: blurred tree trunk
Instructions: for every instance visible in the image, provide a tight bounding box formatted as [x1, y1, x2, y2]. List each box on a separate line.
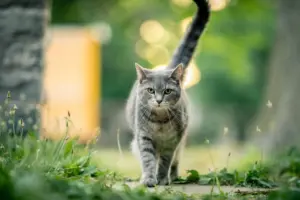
[249, 0, 300, 152]
[0, 0, 49, 136]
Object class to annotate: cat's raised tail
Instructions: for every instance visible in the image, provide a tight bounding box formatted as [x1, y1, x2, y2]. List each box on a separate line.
[167, 0, 210, 69]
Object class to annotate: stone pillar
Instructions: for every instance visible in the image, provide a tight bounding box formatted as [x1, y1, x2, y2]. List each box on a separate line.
[0, 0, 47, 135]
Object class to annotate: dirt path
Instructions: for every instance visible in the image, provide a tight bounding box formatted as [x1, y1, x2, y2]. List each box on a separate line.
[114, 182, 274, 196]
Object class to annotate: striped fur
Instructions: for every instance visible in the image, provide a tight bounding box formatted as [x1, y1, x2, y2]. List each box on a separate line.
[126, 0, 210, 187]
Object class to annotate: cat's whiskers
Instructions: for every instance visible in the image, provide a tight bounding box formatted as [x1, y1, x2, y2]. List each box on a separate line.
[167, 108, 187, 124]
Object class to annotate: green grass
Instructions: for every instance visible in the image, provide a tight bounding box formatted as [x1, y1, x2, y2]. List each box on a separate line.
[1, 92, 300, 200]
[0, 92, 203, 200]
[0, 134, 298, 200]
[93, 144, 262, 178]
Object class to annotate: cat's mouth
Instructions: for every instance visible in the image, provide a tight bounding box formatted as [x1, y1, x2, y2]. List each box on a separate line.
[153, 103, 168, 109]
[149, 101, 169, 109]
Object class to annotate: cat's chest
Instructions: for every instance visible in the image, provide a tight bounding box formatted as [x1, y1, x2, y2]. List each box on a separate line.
[150, 122, 178, 145]
[150, 121, 176, 134]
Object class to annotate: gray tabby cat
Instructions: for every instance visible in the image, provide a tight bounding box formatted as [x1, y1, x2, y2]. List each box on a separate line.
[126, 0, 210, 187]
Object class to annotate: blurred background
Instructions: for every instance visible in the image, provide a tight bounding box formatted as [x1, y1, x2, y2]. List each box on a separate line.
[50, 0, 275, 145]
[1, 0, 299, 178]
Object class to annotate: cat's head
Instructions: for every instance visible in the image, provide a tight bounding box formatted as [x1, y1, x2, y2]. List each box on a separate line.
[135, 63, 185, 109]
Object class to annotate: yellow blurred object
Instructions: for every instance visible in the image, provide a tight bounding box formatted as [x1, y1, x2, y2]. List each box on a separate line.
[180, 17, 193, 34]
[172, 0, 192, 8]
[140, 20, 165, 44]
[42, 26, 100, 143]
[210, 0, 229, 11]
[183, 61, 201, 89]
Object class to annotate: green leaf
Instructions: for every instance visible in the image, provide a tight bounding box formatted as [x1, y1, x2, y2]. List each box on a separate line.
[63, 139, 74, 157]
[198, 177, 212, 185]
[186, 169, 200, 183]
[81, 166, 98, 177]
[75, 155, 91, 168]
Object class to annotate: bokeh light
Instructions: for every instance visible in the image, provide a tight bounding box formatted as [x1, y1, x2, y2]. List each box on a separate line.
[180, 17, 193, 34]
[135, 39, 148, 59]
[183, 60, 201, 89]
[172, 0, 192, 7]
[145, 45, 170, 65]
[210, 0, 229, 11]
[140, 20, 165, 44]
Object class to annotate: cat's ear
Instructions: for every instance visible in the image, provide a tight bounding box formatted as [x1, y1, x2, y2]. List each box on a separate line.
[135, 63, 148, 83]
[170, 63, 184, 81]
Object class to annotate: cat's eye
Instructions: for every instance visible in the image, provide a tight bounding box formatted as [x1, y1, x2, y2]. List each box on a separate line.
[164, 89, 172, 94]
[147, 88, 155, 94]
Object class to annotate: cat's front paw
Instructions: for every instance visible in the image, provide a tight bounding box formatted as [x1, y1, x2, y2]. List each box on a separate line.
[157, 177, 171, 185]
[140, 176, 157, 187]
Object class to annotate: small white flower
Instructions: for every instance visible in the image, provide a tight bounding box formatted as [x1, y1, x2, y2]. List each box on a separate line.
[9, 109, 15, 116]
[18, 119, 25, 127]
[266, 100, 272, 108]
[223, 127, 229, 135]
[256, 126, 261, 132]
[6, 91, 11, 98]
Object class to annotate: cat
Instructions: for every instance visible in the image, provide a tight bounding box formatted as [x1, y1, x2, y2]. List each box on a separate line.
[125, 0, 210, 187]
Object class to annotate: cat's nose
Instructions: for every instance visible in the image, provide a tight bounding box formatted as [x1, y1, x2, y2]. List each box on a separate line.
[156, 99, 163, 104]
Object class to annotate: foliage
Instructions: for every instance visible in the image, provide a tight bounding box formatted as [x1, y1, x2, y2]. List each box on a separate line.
[267, 188, 300, 200]
[277, 147, 300, 187]
[0, 94, 198, 200]
[0, 166, 192, 200]
[1, 95, 300, 200]
[174, 164, 276, 188]
[0, 134, 209, 200]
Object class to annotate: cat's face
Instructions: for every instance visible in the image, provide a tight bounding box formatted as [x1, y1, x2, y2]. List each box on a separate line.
[135, 63, 184, 109]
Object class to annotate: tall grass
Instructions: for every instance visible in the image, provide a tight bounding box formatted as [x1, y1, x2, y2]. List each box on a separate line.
[0, 92, 199, 200]
[0, 92, 300, 200]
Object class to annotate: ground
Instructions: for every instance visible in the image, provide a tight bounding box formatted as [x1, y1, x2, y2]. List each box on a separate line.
[0, 127, 298, 200]
[94, 144, 260, 179]
[94, 144, 272, 196]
